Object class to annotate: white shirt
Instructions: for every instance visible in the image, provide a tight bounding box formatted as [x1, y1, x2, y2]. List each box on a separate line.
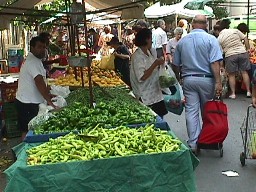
[130, 47, 163, 105]
[218, 29, 247, 57]
[16, 52, 46, 104]
[152, 27, 168, 49]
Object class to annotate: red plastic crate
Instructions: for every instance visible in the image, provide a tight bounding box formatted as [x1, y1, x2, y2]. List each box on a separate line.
[0, 81, 18, 102]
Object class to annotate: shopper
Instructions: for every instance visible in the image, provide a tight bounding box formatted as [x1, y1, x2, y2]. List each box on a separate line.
[16, 36, 57, 141]
[166, 27, 183, 64]
[88, 28, 100, 53]
[130, 28, 167, 118]
[173, 15, 223, 153]
[178, 19, 188, 38]
[253, 83, 256, 108]
[39, 32, 60, 77]
[107, 36, 131, 87]
[237, 23, 250, 35]
[218, 19, 252, 99]
[152, 19, 168, 58]
[209, 24, 221, 38]
[98, 26, 114, 56]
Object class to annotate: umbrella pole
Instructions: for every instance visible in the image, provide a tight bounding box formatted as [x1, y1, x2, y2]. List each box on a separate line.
[247, 0, 250, 38]
[82, 0, 94, 108]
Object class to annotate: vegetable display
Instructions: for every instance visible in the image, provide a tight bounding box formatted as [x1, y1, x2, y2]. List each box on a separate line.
[27, 124, 182, 165]
[159, 76, 176, 88]
[34, 101, 155, 134]
[34, 87, 156, 134]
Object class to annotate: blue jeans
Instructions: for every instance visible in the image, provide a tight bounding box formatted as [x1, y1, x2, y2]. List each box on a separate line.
[183, 76, 215, 148]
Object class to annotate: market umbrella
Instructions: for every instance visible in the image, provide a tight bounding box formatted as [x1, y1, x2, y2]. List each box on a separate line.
[144, 2, 214, 18]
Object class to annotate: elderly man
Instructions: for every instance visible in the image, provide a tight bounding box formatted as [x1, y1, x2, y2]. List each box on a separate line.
[173, 15, 223, 152]
[152, 19, 168, 58]
[16, 36, 56, 140]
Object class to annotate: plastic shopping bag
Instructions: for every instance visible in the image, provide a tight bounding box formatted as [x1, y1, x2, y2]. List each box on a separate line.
[99, 54, 115, 70]
[52, 96, 67, 108]
[50, 85, 70, 98]
[159, 65, 177, 88]
[163, 83, 184, 115]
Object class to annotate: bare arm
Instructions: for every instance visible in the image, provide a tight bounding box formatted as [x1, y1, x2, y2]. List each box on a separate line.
[141, 58, 164, 81]
[211, 61, 222, 95]
[34, 75, 55, 108]
[252, 85, 256, 108]
[42, 58, 60, 66]
[167, 54, 173, 64]
[244, 37, 250, 51]
[172, 64, 181, 82]
[114, 53, 130, 60]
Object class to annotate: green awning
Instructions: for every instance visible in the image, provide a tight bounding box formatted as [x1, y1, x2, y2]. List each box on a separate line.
[160, 0, 182, 6]
[184, 0, 212, 10]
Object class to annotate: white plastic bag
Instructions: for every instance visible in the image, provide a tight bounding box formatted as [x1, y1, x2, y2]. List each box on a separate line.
[52, 96, 67, 108]
[159, 64, 177, 88]
[50, 85, 70, 98]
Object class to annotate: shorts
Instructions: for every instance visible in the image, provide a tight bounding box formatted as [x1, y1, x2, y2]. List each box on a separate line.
[225, 53, 251, 73]
[16, 99, 39, 132]
[148, 100, 168, 118]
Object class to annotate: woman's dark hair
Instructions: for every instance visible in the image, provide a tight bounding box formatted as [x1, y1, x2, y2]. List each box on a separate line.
[30, 36, 46, 47]
[89, 28, 96, 33]
[213, 24, 221, 31]
[219, 19, 231, 30]
[134, 28, 152, 47]
[237, 23, 250, 34]
[39, 32, 51, 40]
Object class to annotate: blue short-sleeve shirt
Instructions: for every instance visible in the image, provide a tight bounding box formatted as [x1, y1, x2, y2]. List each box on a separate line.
[173, 29, 223, 77]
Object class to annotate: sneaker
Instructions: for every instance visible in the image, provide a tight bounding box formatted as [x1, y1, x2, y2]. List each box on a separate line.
[247, 92, 252, 98]
[229, 94, 236, 99]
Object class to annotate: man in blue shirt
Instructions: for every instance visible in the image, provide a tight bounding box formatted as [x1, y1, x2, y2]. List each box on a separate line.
[173, 15, 223, 153]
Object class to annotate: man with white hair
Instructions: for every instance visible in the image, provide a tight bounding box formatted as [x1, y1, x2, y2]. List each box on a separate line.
[173, 15, 223, 153]
[152, 19, 168, 58]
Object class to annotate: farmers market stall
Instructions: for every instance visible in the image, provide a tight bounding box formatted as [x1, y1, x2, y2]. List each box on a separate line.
[4, 124, 199, 192]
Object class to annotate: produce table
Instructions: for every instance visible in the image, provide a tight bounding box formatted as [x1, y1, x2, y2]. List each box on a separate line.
[5, 130, 199, 192]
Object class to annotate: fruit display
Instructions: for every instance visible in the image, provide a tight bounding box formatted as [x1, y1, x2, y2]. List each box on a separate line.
[34, 100, 156, 134]
[27, 124, 182, 165]
[249, 47, 256, 63]
[51, 64, 124, 87]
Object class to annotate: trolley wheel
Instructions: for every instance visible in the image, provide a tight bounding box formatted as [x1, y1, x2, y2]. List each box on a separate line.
[240, 152, 246, 166]
[220, 148, 223, 157]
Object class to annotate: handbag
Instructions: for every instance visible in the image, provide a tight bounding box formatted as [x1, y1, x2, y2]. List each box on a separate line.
[99, 54, 115, 70]
[198, 96, 229, 145]
[163, 83, 184, 115]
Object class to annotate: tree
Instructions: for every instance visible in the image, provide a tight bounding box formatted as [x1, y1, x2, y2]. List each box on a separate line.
[207, 0, 229, 20]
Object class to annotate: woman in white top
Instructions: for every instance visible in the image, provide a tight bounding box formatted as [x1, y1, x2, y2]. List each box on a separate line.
[130, 28, 167, 118]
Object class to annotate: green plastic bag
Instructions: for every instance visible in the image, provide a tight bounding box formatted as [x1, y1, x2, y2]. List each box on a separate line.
[164, 84, 184, 115]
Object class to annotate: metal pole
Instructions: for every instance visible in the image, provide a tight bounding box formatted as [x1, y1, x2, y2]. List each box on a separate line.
[247, 0, 250, 38]
[82, 0, 94, 108]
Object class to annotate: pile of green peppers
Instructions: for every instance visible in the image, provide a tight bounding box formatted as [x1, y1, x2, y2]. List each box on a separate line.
[34, 99, 156, 134]
[27, 124, 182, 165]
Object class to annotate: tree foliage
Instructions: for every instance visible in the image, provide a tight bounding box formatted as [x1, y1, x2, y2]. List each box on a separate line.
[207, 0, 229, 20]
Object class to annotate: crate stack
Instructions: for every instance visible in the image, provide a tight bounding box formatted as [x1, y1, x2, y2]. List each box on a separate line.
[0, 81, 20, 138]
[8, 48, 24, 73]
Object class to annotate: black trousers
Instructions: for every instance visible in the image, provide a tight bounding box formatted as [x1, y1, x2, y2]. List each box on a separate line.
[16, 99, 39, 132]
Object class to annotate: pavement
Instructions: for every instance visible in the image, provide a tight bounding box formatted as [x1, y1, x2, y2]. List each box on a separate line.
[0, 94, 256, 192]
[165, 94, 256, 192]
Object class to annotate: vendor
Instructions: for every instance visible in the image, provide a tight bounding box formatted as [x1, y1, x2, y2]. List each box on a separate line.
[16, 36, 57, 141]
[107, 36, 131, 88]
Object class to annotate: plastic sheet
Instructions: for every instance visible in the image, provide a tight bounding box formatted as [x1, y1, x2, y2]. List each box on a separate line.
[5, 135, 199, 192]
